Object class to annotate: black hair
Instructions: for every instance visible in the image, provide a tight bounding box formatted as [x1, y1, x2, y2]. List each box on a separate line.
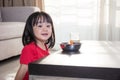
[22, 11, 55, 48]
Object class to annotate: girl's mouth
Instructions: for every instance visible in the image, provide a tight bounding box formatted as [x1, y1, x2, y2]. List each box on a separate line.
[41, 33, 48, 36]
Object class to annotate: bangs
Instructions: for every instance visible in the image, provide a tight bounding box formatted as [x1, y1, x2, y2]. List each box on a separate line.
[30, 12, 53, 27]
[34, 14, 52, 25]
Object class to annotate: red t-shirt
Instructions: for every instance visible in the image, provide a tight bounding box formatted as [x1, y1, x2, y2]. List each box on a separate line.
[20, 42, 49, 80]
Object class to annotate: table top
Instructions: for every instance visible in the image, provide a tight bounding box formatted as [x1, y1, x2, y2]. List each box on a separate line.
[29, 41, 120, 80]
[35, 40, 120, 68]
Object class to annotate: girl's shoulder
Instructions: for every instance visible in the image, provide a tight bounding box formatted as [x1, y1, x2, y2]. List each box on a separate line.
[22, 42, 36, 51]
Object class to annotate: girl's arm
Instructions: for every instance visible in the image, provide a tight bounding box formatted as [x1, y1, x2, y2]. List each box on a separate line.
[15, 64, 28, 80]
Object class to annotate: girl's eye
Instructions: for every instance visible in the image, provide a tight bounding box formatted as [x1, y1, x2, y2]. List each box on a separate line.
[47, 25, 50, 27]
[38, 25, 42, 27]
[47, 25, 51, 28]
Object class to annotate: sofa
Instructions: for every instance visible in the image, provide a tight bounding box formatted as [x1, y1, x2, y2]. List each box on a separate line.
[0, 6, 40, 61]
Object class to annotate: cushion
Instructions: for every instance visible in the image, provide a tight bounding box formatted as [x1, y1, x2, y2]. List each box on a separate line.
[1, 7, 40, 22]
[0, 9, 2, 22]
[0, 22, 25, 40]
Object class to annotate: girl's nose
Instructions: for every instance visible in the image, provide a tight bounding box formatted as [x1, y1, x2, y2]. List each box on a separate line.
[42, 23, 48, 31]
[42, 26, 48, 31]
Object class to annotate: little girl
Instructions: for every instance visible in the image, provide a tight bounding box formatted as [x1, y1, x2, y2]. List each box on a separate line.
[15, 11, 55, 80]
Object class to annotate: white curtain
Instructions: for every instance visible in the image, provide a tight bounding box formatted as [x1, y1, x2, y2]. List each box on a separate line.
[44, 0, 120, 42]
[99, 0, 120, 41]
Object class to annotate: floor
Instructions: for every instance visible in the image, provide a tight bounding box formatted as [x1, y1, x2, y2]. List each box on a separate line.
[0, 56, 20, 80]
[0, 56, 101, 80]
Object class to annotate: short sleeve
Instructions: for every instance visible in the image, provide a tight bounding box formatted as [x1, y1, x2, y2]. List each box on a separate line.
[20, 46, 33, 65]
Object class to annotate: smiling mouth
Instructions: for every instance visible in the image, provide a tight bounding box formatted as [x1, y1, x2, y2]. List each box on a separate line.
[41, 33, 48, 36]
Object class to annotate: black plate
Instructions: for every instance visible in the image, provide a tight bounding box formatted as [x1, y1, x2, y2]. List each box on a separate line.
[60, 42, 81, 51]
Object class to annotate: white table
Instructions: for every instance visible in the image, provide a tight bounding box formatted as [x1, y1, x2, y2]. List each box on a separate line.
[29, 41, 120, 80]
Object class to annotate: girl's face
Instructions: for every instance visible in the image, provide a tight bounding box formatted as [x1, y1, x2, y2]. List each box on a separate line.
[33, 19, 52, 43]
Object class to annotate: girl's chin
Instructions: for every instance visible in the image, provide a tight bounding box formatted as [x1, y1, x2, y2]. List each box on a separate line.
[40, 38, 49, 41]
[39, 36, 51, 41]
